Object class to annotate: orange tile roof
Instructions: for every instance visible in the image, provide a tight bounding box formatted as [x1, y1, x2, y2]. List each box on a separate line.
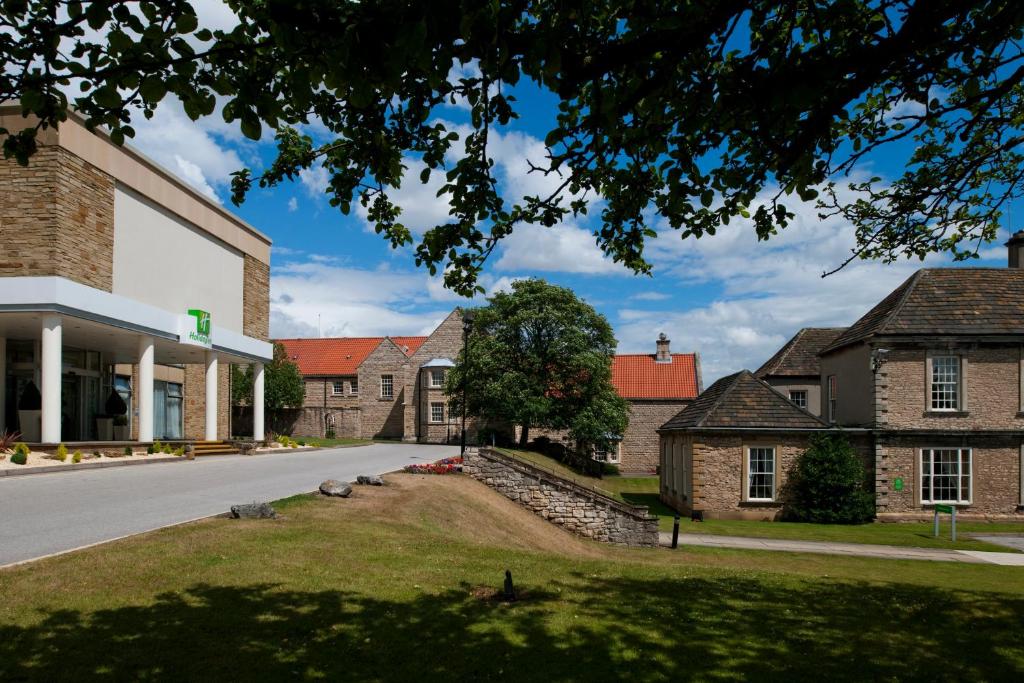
[611, 353, 700, 400]
[275, 336, 427, 376]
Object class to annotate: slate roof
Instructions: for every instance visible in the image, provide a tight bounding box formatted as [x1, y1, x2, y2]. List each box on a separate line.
[611, 353, 701, 400]
[754, 327, 847, 378]
[660, 370, 829, 431]
[825, 268, 1024, 354]
[275, 336, 427, 376]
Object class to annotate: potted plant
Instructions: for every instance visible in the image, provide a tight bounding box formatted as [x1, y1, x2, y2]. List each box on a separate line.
[112, 415, 129, 441]
[17, 381, 41, 442]
[97, 389, 128, 441]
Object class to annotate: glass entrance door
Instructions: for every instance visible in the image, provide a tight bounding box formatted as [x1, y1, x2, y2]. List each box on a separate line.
[61, 375, 80, 441]
[153, 381, 167, 440]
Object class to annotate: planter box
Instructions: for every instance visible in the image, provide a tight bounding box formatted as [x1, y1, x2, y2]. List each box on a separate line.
[19, 410, 41, 442]
[96, 417, 113, 441]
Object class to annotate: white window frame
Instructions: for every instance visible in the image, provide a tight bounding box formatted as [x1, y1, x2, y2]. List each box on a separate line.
[429, 401, 444, 423]
[929, 355, 961, 412]
[789, 390, 808, 409]
[429, 369, 445, 388]
[380, 374, 393, 399]
[746, 446, 776, 502]
[593, 442, 621, 464]
[349, 378, 359, 395]
[827, 375, 837, 423]
[331, 380, 345, 396]
[920, 448, 972, 504]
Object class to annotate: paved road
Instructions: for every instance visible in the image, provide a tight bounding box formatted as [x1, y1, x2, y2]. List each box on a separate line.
[0, 443, 457, 567]
[660, 532, 1024, 565]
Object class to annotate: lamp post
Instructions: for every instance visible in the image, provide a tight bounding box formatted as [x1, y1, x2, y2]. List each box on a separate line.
[460, 310, 475, 456]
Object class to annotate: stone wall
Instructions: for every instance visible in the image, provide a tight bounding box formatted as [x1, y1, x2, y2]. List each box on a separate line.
[357, 340, 409, 439]
[620, 400, 688, 473]
[0, 146, 115, 290]
[243, 255, 270, 340]
[406, 310, 465, 441]
[464, 448, 659, 547]
[183, 362, 231, 440]
[875, 434, 1022, 519]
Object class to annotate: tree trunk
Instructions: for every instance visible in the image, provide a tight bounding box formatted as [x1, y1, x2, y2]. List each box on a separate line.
[518, 423, 530, 448]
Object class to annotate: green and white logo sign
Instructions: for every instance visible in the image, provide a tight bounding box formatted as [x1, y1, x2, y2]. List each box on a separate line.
[181, 308, 213, 348]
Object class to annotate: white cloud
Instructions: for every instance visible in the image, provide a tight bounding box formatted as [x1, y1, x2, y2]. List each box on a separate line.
[299, 165, 330, 198]
[494, 222, 626, 275]
[631, 292, 670, 301]
[287, 197, 298, 212]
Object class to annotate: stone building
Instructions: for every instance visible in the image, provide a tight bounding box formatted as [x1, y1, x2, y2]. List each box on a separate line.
[0, 103, 272, 447]
[661, 235, 1024, 520]
[754, 327, 846, 416]
[276, 310, 468, 443]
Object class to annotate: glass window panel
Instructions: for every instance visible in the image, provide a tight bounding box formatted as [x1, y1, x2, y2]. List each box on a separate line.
[931, 356, 960, 410]
[747, 447, 775, 500]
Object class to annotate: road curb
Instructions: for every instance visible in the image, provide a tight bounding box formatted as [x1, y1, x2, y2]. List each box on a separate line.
[0, 456, 187, 478]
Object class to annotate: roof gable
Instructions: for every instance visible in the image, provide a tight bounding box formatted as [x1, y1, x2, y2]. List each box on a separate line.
[275, 335, 426, 376]
[825, 268, 1024, 353]
[611, 353, 701, 399]
[661, 370, 829, 430]
[755, 327, 846, 378]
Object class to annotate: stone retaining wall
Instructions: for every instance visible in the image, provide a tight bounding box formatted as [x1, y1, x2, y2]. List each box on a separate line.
[464, 448, 659, 547]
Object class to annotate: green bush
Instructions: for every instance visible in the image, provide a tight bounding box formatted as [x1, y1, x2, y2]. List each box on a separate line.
[124, 446, 133, 456]
[297, 439, 306, 446]
[325, 428, 336, 439]
[163, 444, 172, 454]
[10, 444, 28, 465]
[784, 434, 876, 524]
[146, 445, 155, 455]
[174, 446, 184, 457]
[55, 443, 68, 462]
[153, 439, 162, 452]
[93, 450, 102, 458]
[72, 451, 82, 464]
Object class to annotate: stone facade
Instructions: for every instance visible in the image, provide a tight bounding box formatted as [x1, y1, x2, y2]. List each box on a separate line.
[356, 339, 409, 439]
[622, 401, 688, 472]
[243, 256, 270, 340]
[183, 363, 231, 440]
[405, 310, 465, 441]
[464, 448, 659, 547]
[0, 146, 115, 291]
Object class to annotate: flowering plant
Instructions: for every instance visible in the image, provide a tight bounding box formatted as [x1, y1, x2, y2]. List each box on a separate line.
[403, 456, 463, 475]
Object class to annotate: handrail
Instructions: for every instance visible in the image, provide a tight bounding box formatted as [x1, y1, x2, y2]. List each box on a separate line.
[490, 448, 620, 500]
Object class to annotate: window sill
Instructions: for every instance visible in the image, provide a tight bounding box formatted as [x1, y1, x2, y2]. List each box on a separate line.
[922, 411, 969, 418]
[378, 397, 394, 402]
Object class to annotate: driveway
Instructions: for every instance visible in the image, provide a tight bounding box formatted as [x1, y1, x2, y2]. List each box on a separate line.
[0, 443, 456, 567]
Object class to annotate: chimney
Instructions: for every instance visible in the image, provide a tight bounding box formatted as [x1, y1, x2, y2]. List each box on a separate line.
[1007, 230, 1024, 268]
[655, 333, 672, 363]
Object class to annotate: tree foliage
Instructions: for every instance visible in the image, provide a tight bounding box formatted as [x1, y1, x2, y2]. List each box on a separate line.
[446, 279, 628, 449]
[4, 2, 1024, 293]
[231, 364, 254, 406]
[265, 343, 305, 411]
[784, 434, 876, 525]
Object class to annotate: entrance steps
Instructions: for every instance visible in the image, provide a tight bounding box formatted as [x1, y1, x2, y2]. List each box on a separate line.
[191, 440, 239, 456]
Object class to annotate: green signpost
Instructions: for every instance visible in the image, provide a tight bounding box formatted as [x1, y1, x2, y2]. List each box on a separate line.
[933, 504, 957, 542]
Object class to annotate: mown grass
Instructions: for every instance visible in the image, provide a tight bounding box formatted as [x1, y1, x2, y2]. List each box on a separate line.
[294, 436, 374, 448]
[1, 474, 1022, 682]
[497, 447, 1023, 552]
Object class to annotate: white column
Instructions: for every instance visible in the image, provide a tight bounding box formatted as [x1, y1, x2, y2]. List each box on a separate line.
[0, 336, 6, 434]
[205, 350, 218, 441]
[252, 362, 265, 442]
[137, 336, 155, 442]
[40, 315, 62, 443]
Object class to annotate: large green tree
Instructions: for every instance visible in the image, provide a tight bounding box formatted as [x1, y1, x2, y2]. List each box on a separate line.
[4, 2, 1024, 293]
[264, 342, 305, 411]
[447, 279, 628, 450]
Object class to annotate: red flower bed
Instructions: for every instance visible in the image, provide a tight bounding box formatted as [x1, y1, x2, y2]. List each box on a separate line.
[403, 456, 463, 475]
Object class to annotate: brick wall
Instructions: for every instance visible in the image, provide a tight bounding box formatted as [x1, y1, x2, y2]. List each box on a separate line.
[0, 146, 115, 290]
[357, 340, 409, 439]
[243, 255, 270, 340]
[464, 448, 659, 547]
[880, 346, 1024, 430]
[875, 434, 1022, 519]
[302, 376, 360, 409]
[183, 362, 231, 440]
[620, 400, 688, 473]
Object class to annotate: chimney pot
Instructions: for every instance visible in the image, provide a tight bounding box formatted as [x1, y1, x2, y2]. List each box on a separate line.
[1006, 230, 1024, 268]
[656, 334, 672, 363]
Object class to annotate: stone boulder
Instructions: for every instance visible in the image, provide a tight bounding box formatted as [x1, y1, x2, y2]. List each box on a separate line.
[230, 502, 276, 519]
[356, 474, 384, 486]
[319, 479, 352, 497]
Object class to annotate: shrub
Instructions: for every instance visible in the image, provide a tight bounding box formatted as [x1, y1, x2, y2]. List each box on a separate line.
[297, 439, 306, 446]
[0, 429, 23, 451]
[72, 451, 82, 464]
[93, 450, 102, 458]
[163, 444, 172, 454]
[124, 446, 133, 456]
[146, 445, 155, 455]
[785, 434, 876, 524]
[10, 444, 28, 465]
[289, 441, 298, 448]
[325, 428, 336, 439]
[174, 446, 184, 457]
[55, 443, 68, 462]
[153, 439, 163, 452]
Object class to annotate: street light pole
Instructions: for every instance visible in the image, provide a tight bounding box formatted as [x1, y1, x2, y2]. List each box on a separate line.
[460, 310, 475, 456]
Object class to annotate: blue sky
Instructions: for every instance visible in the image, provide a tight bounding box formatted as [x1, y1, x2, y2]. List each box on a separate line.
[122, 1, 1013, 384]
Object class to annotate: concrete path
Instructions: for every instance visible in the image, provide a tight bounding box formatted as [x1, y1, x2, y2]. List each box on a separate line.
[659, 532, 1024, 566]
[0, 443, 456, 568]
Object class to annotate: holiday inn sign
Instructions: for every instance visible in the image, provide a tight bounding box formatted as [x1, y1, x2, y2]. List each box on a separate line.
[180, 308, 213, 348]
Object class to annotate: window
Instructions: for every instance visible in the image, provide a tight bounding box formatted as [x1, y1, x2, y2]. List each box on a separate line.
[747, 447, 776, 501]
[921, 448, 972, 504]
[350, 378, 359, 395]
[827, 375, 837, 423]
[789, 390, 808, 409]
[931, 356, 960, 411]
[429, 369, 445, 388]
[593, 442, 620, 464]
[380, 375, 393, 399]
[430, 402, 444, 423]
[332, 381, 345, 396]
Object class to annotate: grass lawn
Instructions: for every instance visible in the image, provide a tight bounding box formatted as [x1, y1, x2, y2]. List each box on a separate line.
[294, 436, 374, 448]
[2, 474, 1024, 681]
[497, 448, 1023, 553]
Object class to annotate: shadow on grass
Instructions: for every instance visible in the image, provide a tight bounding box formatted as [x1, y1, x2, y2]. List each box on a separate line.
[621, 492, 677, 518]
[1, 574, 1022, 681]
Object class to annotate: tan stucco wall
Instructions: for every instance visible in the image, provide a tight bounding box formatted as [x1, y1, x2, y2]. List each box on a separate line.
[763, 378, 822, 417]
[820, 344, 874, 426]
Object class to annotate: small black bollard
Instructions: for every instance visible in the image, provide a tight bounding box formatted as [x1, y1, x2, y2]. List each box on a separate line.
[503, 569, 517, 601]
[671, 514, 680, 549]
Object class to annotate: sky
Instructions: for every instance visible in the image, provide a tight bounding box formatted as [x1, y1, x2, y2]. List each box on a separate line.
[116, 1, 1013, 385]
